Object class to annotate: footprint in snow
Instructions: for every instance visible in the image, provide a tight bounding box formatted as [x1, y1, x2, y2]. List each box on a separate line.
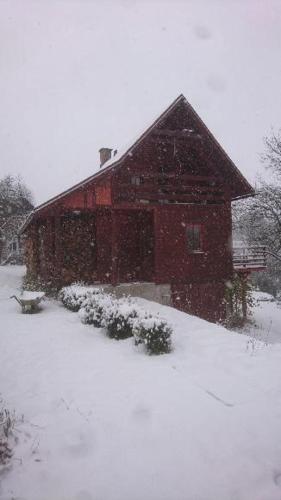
[74, 491, 93, 500]
[62, 430, 94, 458]
[132, 405, 151, 422]
[273, 471, 281, 488]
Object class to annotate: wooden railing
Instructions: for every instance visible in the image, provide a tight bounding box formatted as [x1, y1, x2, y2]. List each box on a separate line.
[233, 246, 267, 271]
[115, 175, 225, 205]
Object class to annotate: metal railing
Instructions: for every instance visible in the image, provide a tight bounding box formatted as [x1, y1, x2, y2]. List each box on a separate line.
[233, 246, 267, 271]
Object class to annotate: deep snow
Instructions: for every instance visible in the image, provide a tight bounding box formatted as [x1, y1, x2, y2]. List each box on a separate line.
[1, 266, 281, 500]
[242, 291, 281, 345]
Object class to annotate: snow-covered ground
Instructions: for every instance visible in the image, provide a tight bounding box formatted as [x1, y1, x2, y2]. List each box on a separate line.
[1, 266, 281, 500]
[241, 291, 281, 345]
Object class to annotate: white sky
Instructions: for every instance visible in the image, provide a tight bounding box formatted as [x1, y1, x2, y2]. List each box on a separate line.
[1, 0, 281, 205]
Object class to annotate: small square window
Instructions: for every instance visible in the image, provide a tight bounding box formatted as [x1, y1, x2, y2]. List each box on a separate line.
[186, 225, 202, 252]
[131, 176, 144, 186]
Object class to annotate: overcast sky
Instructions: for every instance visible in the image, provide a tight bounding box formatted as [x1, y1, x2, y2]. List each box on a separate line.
[1, 0, 281, 205]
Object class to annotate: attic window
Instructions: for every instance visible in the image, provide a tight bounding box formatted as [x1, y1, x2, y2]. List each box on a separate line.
[186, 224, 202, 252]
[131, 176, 144, 186]
[159, 164, 174, 175]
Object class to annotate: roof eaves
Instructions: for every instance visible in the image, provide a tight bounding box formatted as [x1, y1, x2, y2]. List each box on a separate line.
[231, 192, 256, 201]
[32, 160, 120, 215]
[19, 212, 34, 234]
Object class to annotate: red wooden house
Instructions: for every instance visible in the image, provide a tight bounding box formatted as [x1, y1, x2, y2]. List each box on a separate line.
[23, 95, 255, 322]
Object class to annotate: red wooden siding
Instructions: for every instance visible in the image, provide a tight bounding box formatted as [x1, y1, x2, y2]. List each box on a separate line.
[95, 181, 112, 206]
[153, 203, 232, 284]
[171, 281, 226, 322]
[115, 210, 154, 283]
[95, 210, 113, 283]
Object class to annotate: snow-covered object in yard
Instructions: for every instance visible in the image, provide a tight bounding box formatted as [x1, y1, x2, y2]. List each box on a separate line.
[0, 404, 14, 468]
[20, 291, 45, 300]
[10, 290, 45, 314]
[252, 291, 275, 302]
[132, 310, 172, 354]
[78, 291, 173, 346]
[102, 296, 140, 339]
[79, 291, 115, 328]
[59, 284, 101, 312]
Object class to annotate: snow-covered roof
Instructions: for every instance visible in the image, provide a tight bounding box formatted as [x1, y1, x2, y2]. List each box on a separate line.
[28, 94, 186, 218]
[99, 95, 187, 171]
[22, 93, 254, 232]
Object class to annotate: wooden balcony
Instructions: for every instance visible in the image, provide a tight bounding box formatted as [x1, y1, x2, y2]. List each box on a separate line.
[233, 246, 267, 272]
[115, 176, 225, 205]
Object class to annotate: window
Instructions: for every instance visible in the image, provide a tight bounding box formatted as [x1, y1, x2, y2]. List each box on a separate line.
[158, 165, 173, 185]
[186, 225, 202, 252]
[159, 164, 174, 174]
[131, 176, 144, 186]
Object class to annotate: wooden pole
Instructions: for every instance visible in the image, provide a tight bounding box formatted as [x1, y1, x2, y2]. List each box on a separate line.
[111, 210, 118, 286]
[241, 273, 249, 321]
[153, 207, 159, 284]
[54, 216, 63, 284]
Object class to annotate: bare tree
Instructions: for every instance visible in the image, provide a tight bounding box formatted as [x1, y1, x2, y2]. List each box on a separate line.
[233, 129, 281, 296]
[261, 128, 281, 177]
[0, 175, 34, 217]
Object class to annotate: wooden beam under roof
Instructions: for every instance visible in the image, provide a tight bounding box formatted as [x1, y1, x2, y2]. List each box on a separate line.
[151, 128, 202, 139]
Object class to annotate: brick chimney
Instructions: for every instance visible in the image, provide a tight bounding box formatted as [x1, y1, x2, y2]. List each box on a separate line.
[99, 148, 112, 167]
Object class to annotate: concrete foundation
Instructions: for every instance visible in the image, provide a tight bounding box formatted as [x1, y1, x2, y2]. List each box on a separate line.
[95, 282, 171, 307]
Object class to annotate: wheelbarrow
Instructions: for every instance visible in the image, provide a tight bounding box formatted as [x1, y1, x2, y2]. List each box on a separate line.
[10, 291, 45, 313]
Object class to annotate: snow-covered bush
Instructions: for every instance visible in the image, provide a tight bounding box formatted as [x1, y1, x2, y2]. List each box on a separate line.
[132, 312, 172, 355]
[60, 284, 173, 354]
[79, 292, 115, 328]
[59, 284, 100, 312]
[103, 297, 139, 340]
[0, 404, 15, 467]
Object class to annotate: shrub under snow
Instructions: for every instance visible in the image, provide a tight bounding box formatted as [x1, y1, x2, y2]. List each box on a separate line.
[59, 283, 173, 354]
[79, 292, 115, 328]
[0, 403, 16, 468]
[59, 284, 101, 312]
[103, 297, 139, 340]
[132, 312, 172, 355]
